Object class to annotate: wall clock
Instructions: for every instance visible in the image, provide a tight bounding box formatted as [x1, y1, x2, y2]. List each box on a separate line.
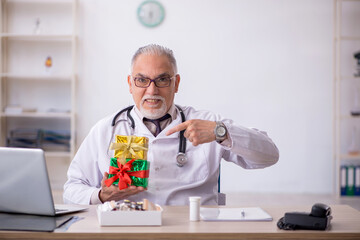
[137, 0, 165, 28]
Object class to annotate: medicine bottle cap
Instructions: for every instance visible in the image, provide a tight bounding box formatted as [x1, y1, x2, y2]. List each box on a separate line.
[189, 196, 201, 202]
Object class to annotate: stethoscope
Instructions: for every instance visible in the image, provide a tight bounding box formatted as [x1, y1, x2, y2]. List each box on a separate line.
[110, 105, 188, 167]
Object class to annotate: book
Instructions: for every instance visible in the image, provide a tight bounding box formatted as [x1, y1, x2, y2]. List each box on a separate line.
[7, 128, 70, 151]
[340, 164, 360, 196]
[346, 165, 355, 196]
[355, 166, 360, 196]
[340, 165, 347, 196]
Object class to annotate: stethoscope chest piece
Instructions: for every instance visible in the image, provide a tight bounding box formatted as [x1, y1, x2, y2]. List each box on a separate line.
[176, 152, 187, 167]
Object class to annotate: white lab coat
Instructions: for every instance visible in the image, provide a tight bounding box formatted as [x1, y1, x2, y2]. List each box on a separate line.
[63, 105, 279, 205]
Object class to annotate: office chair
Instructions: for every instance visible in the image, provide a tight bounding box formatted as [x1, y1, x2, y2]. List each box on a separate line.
[218, 165, 226, 205]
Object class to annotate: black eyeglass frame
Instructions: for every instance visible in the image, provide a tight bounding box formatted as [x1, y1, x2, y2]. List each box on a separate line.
[131, 75, 176, 88]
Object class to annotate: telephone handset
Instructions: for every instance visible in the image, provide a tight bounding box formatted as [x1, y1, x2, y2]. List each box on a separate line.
[277, 203, 332, 230]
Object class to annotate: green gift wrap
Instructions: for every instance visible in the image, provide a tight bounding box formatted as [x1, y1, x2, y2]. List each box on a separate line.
[105, 157, 149, 190]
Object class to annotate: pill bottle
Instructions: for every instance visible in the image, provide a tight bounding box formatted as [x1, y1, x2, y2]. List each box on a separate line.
[189, 196, 201, 221]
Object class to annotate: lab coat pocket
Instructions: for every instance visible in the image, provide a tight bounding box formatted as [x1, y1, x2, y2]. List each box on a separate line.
[175, 146, 209, 183]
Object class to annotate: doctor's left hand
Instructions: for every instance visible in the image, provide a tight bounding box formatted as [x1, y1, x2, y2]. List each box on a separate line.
[99, 172, 146, 203]
[166, 119, 216, 146]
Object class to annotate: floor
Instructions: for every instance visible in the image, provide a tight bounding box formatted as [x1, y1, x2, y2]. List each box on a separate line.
[53, 191, 360, 211]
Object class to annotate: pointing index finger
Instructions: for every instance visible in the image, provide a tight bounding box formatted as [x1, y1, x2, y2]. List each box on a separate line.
[166, 121, 189, 136]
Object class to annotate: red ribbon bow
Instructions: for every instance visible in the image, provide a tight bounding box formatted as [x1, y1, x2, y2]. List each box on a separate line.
[104, 159, 149, 190]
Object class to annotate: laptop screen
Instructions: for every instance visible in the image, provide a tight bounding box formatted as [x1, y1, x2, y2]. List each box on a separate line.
[0, 147, 56, 216]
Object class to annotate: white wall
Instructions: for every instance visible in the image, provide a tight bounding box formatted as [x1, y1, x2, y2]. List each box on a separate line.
[77, 0, 334, 194]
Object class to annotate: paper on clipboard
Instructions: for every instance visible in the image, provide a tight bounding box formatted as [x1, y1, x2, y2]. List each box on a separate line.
[200, 207, 272, 221]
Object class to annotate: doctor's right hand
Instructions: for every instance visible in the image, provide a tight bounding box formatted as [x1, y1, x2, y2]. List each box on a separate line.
[99, 172, 146, 203]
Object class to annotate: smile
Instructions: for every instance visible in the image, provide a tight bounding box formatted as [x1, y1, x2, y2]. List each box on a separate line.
[144, 98, 162, 107]
[146, 99, 161, 103]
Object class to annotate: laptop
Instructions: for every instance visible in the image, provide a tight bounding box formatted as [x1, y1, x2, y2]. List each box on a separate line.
[0, 147, 87, 216]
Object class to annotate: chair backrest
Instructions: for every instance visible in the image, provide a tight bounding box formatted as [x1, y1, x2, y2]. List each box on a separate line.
[217, 165, 226, 205]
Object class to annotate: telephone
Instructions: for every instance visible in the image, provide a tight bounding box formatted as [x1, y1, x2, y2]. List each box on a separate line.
[277, 203, 332, 230]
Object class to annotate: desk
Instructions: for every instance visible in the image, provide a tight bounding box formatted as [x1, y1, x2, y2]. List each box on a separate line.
[0, 205, 360, 240]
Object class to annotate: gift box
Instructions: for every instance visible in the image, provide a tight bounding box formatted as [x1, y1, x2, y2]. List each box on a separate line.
[96, 204, 162, 226]
[110, 135, 148, 163]
[105, 158, 149, 189]
[106, 135, 149, 190]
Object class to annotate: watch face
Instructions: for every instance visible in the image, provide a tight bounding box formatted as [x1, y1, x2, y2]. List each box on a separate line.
[137, 0, 165, 28]
[216, 126, 226, 137]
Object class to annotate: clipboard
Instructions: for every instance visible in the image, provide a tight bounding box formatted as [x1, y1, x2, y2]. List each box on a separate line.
[200, 207, 273, 221]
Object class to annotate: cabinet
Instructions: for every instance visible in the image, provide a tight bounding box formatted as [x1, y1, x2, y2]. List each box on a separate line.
[334, 0, 360, 197]
[0, 0, 77, 188]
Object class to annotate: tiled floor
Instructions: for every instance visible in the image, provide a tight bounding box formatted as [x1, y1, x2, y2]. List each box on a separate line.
[53, 190, 360, 211]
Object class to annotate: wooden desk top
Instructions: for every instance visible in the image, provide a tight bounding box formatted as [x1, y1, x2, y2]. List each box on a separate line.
[1, 205, 360, 240]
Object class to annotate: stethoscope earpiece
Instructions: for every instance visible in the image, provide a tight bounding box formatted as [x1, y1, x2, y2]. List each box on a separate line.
[176, 152, 187, 167]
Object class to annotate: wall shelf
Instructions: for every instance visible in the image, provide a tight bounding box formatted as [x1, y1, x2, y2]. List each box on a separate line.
[339, 36, 360, 41]
[1, 112, 72, 118]
[1, 33, 73, 40]
[334, 0, 360, 197]
[339, 115, 360, 120]
[339, 76, 360, 81]
[1, 73, 73, 81]
[0, 0, 77, 162]
[45, 151, 71, 158]
[340, 154, 360, 160]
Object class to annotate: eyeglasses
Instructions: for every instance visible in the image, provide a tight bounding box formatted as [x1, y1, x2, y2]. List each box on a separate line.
[132, 75, 175, 88]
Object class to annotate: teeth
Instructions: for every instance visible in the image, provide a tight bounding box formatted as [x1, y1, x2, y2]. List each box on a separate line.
[147, 99, 158, 103]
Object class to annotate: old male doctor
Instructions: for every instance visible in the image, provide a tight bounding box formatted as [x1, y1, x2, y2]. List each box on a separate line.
[63, 44, 279, 205]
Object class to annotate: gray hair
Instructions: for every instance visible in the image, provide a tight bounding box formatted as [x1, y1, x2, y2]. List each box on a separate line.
[131, 44, 178, 74]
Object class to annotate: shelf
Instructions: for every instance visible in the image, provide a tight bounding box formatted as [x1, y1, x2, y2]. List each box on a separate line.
[340, 154, 360, 160]
[0, 0, 77, 175]
[4, 0, 74, 4]
[0, 33, 74, 41]
[338, 76, 360, 81]
[334, 0, 360, 198]
[338, 36, 360, 41]
[339, 195, 360, 199]
[45, 151, 71, 158]
[339, 114, 360, 119]
[1, 112, 71, 119]
[0, 73, 73, 81]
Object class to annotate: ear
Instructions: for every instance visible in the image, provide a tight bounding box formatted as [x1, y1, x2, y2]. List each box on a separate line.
[127, 75, 133, 94]
[174, 74, 180, 93]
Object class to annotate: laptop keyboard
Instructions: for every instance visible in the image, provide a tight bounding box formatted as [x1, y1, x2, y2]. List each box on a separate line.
[55, 208, 68, 213]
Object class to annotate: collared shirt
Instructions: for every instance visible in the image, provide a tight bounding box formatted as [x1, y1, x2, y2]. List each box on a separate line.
[134, 104, 178, 136]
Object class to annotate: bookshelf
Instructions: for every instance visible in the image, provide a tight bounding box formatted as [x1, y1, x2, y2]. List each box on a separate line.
[0, 0, 77, 164]
[334, 0, 360, 197]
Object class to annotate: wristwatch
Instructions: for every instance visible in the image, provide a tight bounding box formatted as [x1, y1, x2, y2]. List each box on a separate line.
[214, 121, 227, 143]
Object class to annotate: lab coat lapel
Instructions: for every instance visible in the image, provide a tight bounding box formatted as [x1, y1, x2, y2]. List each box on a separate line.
[156, 116, 182, 139]
[131, 111, 153, 139]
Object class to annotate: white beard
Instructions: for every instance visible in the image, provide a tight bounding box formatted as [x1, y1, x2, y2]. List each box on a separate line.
[140, 95, 168, 119]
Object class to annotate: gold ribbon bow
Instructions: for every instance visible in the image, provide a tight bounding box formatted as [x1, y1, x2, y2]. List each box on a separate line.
[109, 136, 148, 165]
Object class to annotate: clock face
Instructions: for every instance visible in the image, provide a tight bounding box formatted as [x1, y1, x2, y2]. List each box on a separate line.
[137, 0, 165, 28]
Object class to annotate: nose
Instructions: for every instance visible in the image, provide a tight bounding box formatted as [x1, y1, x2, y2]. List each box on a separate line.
[145, 81, 159, 95]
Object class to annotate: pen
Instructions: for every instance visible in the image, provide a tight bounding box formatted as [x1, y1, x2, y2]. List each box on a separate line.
[241, 209, 245, 218]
